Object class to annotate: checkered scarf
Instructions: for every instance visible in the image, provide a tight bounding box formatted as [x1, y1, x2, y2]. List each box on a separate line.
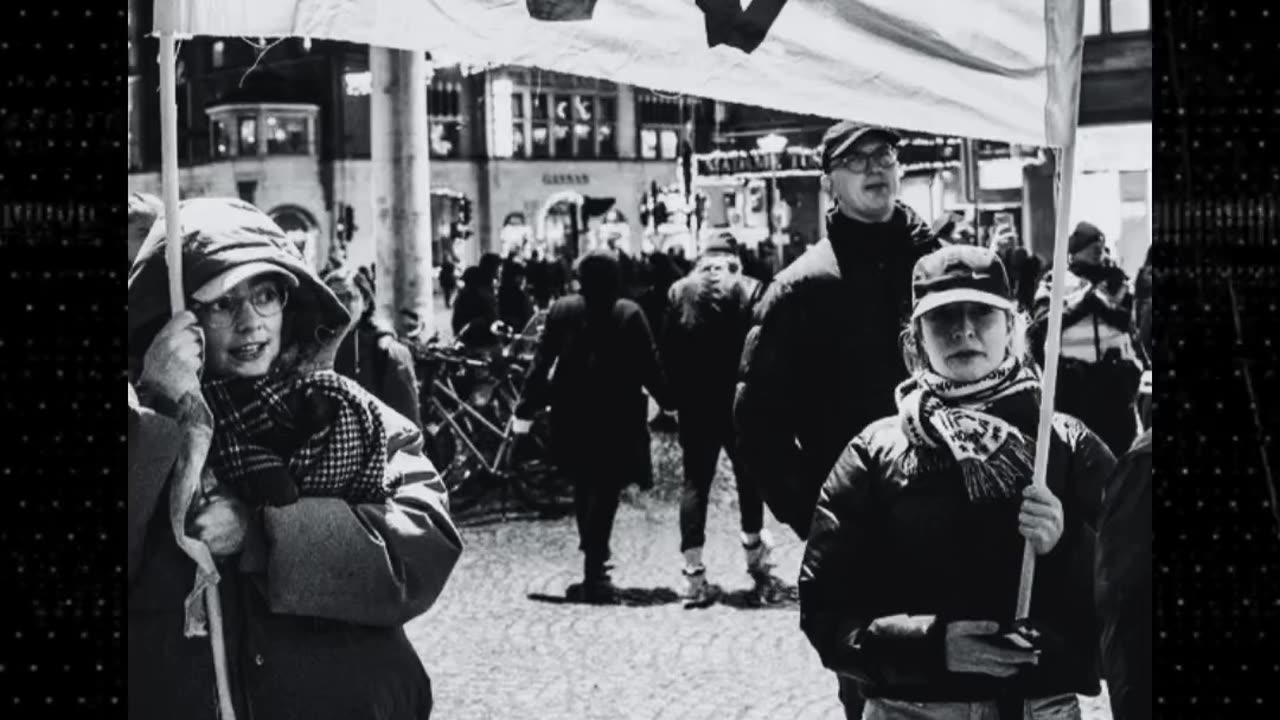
[894, 357, 1041, 502]
[202, 369, 398, 506]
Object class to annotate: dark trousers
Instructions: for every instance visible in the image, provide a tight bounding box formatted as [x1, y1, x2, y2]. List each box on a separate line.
[678, 411, 764, 552]
[572, 476, 622, 580]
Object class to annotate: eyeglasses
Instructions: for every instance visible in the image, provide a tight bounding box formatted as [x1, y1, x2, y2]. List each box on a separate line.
[831, 146, 899, 174]
[192, 284, 289, 328]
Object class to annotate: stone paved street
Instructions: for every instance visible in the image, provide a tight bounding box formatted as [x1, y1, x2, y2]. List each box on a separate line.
[405, 430, 1114, 720]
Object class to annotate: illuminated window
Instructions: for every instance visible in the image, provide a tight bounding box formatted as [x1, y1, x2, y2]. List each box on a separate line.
[238, 117, 258, 155]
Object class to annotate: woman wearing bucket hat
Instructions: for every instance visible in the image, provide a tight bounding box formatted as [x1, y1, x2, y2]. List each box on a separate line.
[799, 245, 1116, 719]
[126, 198, 462, 720]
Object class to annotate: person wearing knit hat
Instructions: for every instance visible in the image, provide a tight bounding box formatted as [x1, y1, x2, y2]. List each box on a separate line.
[801, 244, 1115, 720]
[1030, 219, 1145, 456]
[127, 197, 460, 719]
[661, 228, 769, 605]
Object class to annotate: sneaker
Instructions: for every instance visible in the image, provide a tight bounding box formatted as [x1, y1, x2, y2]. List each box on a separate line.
[683, 566, 714, 608]
[743, 532, 774, 578]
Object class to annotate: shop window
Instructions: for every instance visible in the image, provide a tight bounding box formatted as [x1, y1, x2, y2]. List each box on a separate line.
[238, 116, 259, 156]
[265, 114, 309, 155]
[211, 119, 234, 158]
[597, 97, 617, 158]
[531, 93, 551, 158]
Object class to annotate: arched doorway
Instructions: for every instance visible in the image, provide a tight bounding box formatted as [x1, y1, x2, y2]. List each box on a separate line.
[268, 205, 321, 269]
[538, 191, 585, 257]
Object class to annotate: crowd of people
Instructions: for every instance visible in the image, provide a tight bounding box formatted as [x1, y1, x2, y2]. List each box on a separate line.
[126, 118, 1152, 720]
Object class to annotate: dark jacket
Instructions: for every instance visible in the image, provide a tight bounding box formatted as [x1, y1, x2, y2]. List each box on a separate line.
[518, 295, 670, 487]
[734, 202, 939, 535]
[334, 324, 423, 428]
[452, 267, 499, 346]
[799, 404, 1116, 705]
[1096, 430, 1152, 720]
[128, 387, 463, 720]
[662, 271, 765, 420]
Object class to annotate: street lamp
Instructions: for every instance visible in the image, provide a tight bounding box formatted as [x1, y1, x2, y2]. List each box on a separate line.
[756, 133, 788, 241]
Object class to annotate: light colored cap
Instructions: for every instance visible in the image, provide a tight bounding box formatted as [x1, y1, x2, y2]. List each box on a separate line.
[192, 262, 299, 302]
[911, 287, 1017, 319]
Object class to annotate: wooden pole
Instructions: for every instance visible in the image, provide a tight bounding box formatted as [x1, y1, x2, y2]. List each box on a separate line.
[370, 47, 434, 336]
[159, 33, 237, 720]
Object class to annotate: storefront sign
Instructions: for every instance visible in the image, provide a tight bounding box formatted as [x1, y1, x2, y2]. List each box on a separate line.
[542, 173, 589, 185]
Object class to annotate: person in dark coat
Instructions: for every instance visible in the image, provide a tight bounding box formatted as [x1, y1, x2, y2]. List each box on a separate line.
[498, 257, 536, 333]
[127, 198, 462, 720]
[451, 253, 502, 347]
[438, 251, 458, 308]
[661, 231, 769, 604]
[734, 120, 942, 540]
[515, 251, 671, 601]
[325, 266, 423, 428]
[800, 245, 1115, 720]
[1096, 371, 1152, 720]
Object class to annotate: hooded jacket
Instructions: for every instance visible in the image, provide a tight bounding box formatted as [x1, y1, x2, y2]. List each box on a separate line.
[127, 198, 462, 720]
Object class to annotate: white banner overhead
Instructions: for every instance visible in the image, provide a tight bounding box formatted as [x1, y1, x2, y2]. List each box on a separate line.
[154, 0, 1083, 148]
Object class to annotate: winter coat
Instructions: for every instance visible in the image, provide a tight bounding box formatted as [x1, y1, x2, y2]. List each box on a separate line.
[452, 267, 500, 346]
[334, 324, 423, 428]
[734, 202, 939, 535]
[799, 400, 1116, 706]
[517, 295, 670, 487]
[1095, 430, 1152, 720]
[128, 383, 462, 719]
[661, 272, 764, 420]
[126, 198, 463, 719]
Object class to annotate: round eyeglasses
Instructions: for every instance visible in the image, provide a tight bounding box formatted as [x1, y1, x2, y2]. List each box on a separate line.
[192, 284, 289, 329]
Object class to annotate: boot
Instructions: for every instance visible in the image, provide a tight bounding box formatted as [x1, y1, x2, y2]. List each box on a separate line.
[682, 566, 714, 608]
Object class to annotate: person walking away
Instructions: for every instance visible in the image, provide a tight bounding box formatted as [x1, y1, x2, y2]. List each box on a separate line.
[325, 265, 423, 428]
[1030, 222, 1145, 456]
[514, 251, 672, 602]
[661, 232, 769, 605]
[451, 253, 502, 349]
[800, 245, 1115, 719]
[498, 257, 536, 334]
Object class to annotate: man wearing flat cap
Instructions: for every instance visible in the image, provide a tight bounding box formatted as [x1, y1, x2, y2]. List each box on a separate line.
[734, 121, 941, 541]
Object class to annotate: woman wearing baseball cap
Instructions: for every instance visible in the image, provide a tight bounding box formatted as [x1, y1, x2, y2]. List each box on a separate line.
[799, 245, 1115, 719]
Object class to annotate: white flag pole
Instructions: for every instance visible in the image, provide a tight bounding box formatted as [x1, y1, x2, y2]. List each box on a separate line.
[158, 30, 237, 720]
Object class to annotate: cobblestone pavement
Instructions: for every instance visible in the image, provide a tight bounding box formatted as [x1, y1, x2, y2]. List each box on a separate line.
[405, 430, 1114, 720]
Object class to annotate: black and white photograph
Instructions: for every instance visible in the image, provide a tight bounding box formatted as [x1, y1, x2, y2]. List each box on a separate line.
[25, 0, 1275, 718]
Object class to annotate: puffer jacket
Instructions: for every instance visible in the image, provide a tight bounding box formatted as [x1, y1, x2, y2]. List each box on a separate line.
[734, 202, 939, 535]
[661, 271, 765, 416]
[799, 399, 1116, 705]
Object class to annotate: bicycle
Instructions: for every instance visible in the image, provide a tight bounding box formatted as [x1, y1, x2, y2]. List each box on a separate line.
[414, 318, 573, 519]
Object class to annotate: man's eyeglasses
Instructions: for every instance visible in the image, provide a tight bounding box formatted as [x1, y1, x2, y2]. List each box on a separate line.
[192, 284, 289, 328]
[831, 146, 899, 174]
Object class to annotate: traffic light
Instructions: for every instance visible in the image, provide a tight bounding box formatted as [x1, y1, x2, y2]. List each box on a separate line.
[458, 197, 472, 226]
